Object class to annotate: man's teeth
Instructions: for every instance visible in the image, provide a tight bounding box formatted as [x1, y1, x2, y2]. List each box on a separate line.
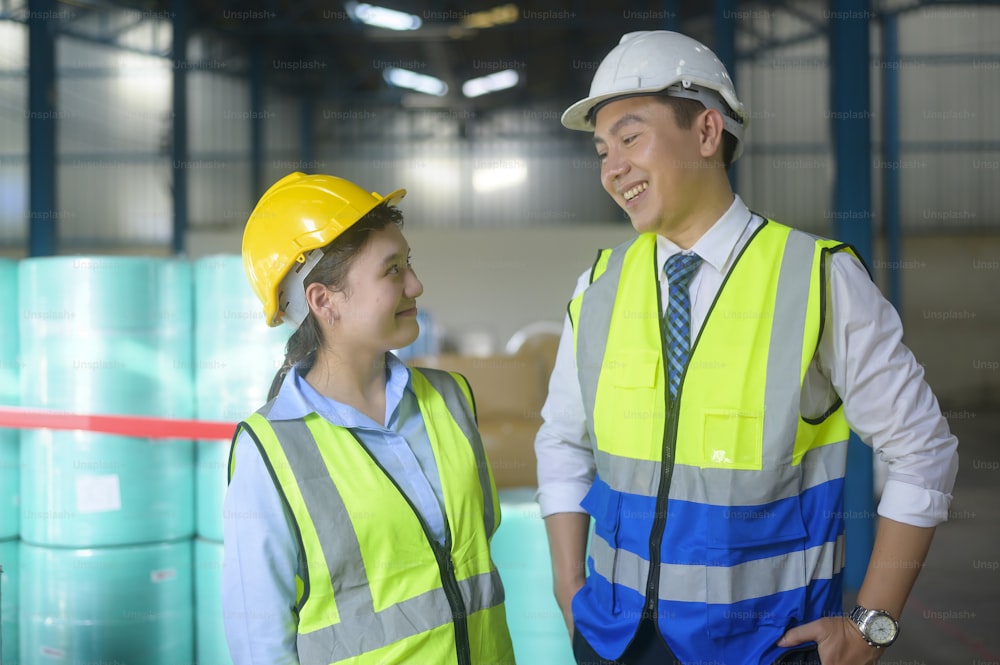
[623, 182, 648, 201]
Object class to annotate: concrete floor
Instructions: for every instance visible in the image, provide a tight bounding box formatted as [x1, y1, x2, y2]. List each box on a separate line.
[871, 410, 1000, 664]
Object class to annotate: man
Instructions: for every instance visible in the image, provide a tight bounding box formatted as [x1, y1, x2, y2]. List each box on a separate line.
[535, 30, 959, 665]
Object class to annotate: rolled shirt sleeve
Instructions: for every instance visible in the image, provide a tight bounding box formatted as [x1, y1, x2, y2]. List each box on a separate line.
[820, 251, 959, 527]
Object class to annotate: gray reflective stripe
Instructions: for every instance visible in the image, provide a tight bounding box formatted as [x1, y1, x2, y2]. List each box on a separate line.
[577, 239, 634, 457]
[590, 532, 846, 604]
[762, 228, 819, 467]
[417, 368, 496, 540]
[458, 567, 505, 617]
[269, 419, 374, 619]
[595, 449, 660, 497]
[597, 439, 848, 502]
[298, 569, 503, 662]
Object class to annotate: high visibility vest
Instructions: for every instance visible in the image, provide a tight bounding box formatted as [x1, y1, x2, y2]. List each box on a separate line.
[230, 367, 515, 665]
[568, 220, 854, 665]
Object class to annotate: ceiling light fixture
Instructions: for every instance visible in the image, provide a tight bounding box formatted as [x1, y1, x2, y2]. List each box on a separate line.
[384, 68, 448, 97]
[460, 3, 519, 30]
[347, 2, 422, 31]
[462, 69, 520, 98]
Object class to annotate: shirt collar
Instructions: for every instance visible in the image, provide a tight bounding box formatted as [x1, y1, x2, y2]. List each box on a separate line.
[266, 352, 412, 428]
[656, 194, 752, 276]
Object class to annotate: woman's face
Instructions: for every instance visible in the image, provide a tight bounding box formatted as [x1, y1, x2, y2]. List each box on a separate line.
[331, 224, 423, 354]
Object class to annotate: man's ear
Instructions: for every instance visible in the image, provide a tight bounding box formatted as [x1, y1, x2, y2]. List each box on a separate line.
[697, 108, 726, 161]
[305, 281, 339, 324]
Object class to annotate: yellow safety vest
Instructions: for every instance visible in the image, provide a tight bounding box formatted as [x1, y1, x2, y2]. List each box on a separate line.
[567, 220, 854, 664]
[230, 367, 515, 665]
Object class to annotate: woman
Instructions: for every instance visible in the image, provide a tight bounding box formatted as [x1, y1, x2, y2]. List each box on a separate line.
[223, 172, 516, 664]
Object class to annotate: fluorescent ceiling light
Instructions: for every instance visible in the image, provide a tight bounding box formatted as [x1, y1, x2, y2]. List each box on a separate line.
[472, 160, 527, 193]
[348, 2, 422, 31]
[462, 69, 519, 98]
[384, 68, 448, 97]
[460, 3, 519, 29]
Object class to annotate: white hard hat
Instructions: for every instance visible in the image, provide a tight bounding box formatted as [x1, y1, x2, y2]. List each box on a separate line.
[562, 30, 749, 161]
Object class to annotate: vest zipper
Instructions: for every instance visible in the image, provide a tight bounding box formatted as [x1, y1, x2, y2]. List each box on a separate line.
[644, 256, 682, 618]
[644, 395, 680, 617]
[350, 433, 472, 665]
[432, 530, 473, 665]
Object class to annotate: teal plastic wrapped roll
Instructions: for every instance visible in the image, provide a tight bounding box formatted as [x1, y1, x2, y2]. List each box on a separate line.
[493, 488, 576, 665]
[0, 259, 19, 539]
[1, 537, 19, 665]
[193, 255, 287, 422]
[18, 257, 193, 417]
[20, 429, 194, 547]
[19, 538, 193, 664]
[195, 537, 233, 665]
[18, 257, 194, 547]
[196, 440, 230, 542]
[194, 255, 288, 540]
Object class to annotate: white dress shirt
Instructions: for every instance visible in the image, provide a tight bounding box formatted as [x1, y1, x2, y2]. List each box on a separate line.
[535, 194, 959, 527]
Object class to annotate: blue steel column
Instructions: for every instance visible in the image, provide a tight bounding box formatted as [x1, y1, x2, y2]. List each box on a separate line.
[828, 0, 875, 592]
[662, 0, 679, 30]
[250, 45, 264, 196]
[714, 0, 738, 189]
[300, 95, 315, 170]
[171, 0, 188, 255]
[28, 0, 58, 256]
[881, 13, 902, 310]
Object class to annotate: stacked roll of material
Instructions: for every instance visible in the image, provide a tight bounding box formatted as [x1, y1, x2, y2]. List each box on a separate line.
[493, 488, 577, 665]
[0, 259, 18, 540]
[19, 539, 193, 663]
[18, 257, 194, 547]
[1, 538, 18, 665]
[17, 257, 194, 662]
[193, 255, 288, 542]
[195, 537, 232, 664]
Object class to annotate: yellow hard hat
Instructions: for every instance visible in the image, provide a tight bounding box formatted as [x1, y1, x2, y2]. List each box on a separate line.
[242, 172, 406, 327]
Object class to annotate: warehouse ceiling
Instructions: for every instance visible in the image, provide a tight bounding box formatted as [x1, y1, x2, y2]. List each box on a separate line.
[186, 0, 727, 109]
[53, 0, 763, 112]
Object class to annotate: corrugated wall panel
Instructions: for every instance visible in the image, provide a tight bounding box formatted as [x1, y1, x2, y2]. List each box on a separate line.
[57, 40, 172, 245]
[737, 36, 832, 234]
[187, 72, 254, 231]
[315, 106, 620, 228]
[0, 22, 27, 245]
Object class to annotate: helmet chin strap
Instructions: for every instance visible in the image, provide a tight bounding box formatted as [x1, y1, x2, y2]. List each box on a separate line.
[277, 248, 326, 329]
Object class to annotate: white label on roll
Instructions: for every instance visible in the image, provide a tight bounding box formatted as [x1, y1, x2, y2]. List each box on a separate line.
[75, 474, 122, 513]
[151, 568, 177, 583]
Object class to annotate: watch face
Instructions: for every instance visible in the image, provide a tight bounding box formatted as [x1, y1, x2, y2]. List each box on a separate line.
[868, 614, 898, 645]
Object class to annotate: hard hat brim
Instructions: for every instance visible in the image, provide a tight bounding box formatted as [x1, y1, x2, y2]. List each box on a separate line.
[561, 88, 666, 131]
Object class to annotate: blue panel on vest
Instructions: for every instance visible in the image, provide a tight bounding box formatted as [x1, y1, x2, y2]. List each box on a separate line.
[627, 478, 848, 566]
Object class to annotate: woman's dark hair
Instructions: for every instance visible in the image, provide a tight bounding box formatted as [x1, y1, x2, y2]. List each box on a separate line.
[266, 202, 404, 400]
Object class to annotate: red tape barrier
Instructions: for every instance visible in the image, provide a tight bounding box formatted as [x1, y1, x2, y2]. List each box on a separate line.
[0, 406, 236, 441]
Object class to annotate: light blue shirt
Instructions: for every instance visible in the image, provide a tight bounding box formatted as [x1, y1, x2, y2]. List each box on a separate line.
[222, 353, 447, 664]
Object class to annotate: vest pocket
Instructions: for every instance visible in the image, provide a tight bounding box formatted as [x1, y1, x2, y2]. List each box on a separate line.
[699, 408, 764, 470]
[704, 495, 808, 638]
[601, 350, 663, 459]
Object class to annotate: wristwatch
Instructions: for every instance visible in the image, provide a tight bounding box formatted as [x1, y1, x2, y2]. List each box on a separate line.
[848, 605, 900, 647]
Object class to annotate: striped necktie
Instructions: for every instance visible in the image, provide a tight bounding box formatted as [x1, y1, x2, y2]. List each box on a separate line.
[664, 252, 703, 399]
